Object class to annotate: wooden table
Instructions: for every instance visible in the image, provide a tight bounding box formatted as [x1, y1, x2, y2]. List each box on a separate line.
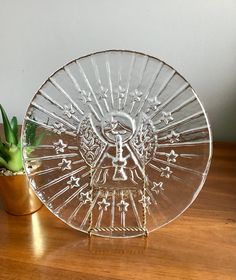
[0, 142, 235, 280]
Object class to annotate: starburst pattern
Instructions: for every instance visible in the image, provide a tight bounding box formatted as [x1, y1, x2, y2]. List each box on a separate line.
[131, 89, 143, 102]
[81, 90, 92, 103]
[151, 182, 164, 194]
[67, 175, 80, 189]
[63, 104, 75, 118]
[160, 111, 174, 125]
[53, 139, 67, 154]
[139, 194, 151, 208]
[117, 199, 129, 213]
[167, 130, 180, 143]
[146, 96, 161, 113]
[166, 150, 178, 162]
[98, 198, 110, 211]
[58, 159, 71, 171]
[98, 86, 108, 99]
[117, 86, 126, 99]
[160, 166, 172, 178]
[22, 50, 211, 238]
[79, 192, 92, 204]
[52, 122, 66, 134]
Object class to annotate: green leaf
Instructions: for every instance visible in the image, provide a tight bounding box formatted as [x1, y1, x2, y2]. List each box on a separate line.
[33, 131, 45, 147]
[0, 138, 10, 161]
[0, 104, 17, 145]
[0, 137, 3, 149]
[25, 121, 37, 145]
[6, 145, 23, 172]
[11, 116, 18, 142]
[0, 155, 8, 169]
[25, 119, 46, 151]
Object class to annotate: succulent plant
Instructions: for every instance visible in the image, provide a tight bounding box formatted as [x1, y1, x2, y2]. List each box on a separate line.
[0, 104, 44, 173]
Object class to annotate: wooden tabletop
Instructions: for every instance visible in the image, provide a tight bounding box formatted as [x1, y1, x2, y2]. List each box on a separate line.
[0, 142, 235, 280]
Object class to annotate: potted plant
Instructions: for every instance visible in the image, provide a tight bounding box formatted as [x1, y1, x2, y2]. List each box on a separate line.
[0, 104, 43, 215]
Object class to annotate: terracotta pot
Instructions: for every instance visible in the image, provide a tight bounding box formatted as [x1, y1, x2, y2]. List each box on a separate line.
[0, 173, 42, 215]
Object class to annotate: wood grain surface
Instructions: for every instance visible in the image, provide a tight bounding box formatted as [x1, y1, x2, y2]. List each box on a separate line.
[0, 142, 235, 280]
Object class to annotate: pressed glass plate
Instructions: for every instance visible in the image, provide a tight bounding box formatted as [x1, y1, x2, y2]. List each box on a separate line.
[22, 50, 212, 238]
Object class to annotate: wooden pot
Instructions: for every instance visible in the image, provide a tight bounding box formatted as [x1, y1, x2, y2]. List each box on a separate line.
[0, 173, 42, 215]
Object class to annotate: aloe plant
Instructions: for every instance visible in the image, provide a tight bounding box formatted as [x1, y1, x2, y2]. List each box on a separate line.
[0, 104, 43, 173]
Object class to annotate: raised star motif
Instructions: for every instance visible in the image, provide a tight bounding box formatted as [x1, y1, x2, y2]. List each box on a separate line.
[160, 111, 174, 125]
[53, 139, 67, 154]
[63, 104, 75, 118]
[167, 130, 180, 143]
[139, 194, 151, 208]
[79, 192, 91, 204]
[98, 86, 108, 99]
[98, 198, 110, 211]
[166, 150, 178, 162]
[81, 90, 92, 103]
[151, 182, 164, 194]
[117, 199, 129, 212]
[146, 96, 161, 113]
[52, 122, 66, 134]
[67, 175, 80, 189]
[131, 89, 143, 102]
[160, 166, 172, 178]
[117, 85, 126, 99]
[58, 159, 72, 171]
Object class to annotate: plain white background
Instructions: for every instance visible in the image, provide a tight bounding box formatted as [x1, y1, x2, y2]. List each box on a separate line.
[0, 0, 235, 141]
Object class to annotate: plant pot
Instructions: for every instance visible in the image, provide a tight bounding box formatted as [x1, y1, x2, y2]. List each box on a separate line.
[0, 171, 42, 215]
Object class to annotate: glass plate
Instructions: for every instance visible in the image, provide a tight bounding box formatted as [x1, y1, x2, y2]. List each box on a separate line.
[22, 50, 212, 238]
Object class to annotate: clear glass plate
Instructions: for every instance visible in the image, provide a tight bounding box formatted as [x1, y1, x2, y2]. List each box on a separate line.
[22, 50, 212, 238]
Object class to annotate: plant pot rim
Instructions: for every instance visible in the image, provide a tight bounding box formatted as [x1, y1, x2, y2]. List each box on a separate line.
[0, 168, 25, 176]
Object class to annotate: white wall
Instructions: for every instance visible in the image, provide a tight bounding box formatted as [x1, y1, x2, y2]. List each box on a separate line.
[0, 0, 235, 141]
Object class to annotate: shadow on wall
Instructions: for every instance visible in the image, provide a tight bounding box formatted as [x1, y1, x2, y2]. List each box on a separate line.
[208, 87, 236, 142]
